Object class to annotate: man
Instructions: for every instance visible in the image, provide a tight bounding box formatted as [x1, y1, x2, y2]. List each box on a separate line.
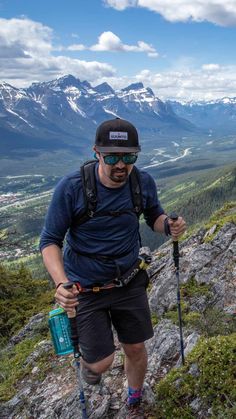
[40, 118, 186, 419]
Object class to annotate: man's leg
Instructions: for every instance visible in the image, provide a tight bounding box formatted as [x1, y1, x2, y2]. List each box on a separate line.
[122, 342, 147, 418]
[110, 270, 153, 415]
[81, 352, 114, 385]
[82, 352, 114, 374]
[75, 292, 116, 385]
[122, 342, 147, 388]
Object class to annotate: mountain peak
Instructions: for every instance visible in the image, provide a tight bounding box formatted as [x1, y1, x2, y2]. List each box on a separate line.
[29, 75, 84, 92]
[54, 74, 82, 89]
[94, 82, 114, 95]
[81, 80, 92, 89]
[0, 81, 17, 90]
[122, 82, 144, 92]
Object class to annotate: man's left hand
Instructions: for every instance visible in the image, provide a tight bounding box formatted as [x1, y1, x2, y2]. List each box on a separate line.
[168, 216, 186, 241]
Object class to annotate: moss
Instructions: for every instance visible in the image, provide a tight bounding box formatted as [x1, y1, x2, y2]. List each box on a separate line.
[164, 304, 201, 329]
[181, 277, 211, 298]
[151, 313, 159, 326]
[0, 330, 57, 401]
[188, 335, 236, 412]
[0, 337, 43, 401]
[163, 277, 236, 336]
[154, 334, 236, 418]
[34, 347, 57, 381]
[184, 311, 201, 326]
[203, 202, 236, 242]
[182, 201, 236, 242]
[197, 307, 236, 337]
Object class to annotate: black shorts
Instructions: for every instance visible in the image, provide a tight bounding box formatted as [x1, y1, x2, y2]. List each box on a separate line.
[75, 270, 154, 364]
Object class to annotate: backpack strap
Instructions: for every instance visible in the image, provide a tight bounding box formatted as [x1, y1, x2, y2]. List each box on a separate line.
[129, 165, 143, 217]
[72, 161, 143, 228]
[129, 166, 143, 247]
[72, 160, 97, 227]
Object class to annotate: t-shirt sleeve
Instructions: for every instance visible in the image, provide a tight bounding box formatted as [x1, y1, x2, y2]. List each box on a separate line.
[142, 173, 165, 230]
[39, 177, 74, 251]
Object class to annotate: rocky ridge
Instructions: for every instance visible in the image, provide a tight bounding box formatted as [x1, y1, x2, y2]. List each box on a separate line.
[0, 75, 197, 154]
[0, 219, 235, 418]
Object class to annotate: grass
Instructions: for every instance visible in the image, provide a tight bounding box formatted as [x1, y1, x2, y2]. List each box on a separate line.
[0, 336, 53, 401]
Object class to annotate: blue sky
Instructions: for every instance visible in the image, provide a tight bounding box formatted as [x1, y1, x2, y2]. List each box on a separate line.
[1, 0, 236, 101]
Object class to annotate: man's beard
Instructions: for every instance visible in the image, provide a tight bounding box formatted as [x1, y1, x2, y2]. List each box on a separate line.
[109, 167, 128, 183]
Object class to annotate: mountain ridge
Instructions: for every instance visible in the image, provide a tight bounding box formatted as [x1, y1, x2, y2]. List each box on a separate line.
[0, 75, 199, 155]
[2, 75, 236, 159]
[168, 97, 236, 134]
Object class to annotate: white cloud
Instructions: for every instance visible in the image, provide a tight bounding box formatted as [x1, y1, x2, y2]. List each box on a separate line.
[0, 18, 115, 87]
[135, 65, 236, 101]
[0, 17, 53, 58]
[104, 0, 236, 26]
[202, 63, 220, 71]
[91, 31, 122, 51]
[90, 31, 158, 56]
[103, 64, 236, 101]
[103, 0, 137, 11]
[1, 17, 236, 101]
[0, 55, 115, 88]
[67, 44, 86, 51]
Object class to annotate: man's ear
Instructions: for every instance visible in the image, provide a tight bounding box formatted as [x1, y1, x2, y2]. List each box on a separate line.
[93, 147, 99, 160]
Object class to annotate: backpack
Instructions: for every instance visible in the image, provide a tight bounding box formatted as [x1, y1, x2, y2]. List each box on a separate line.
[71, 160, 143, 228]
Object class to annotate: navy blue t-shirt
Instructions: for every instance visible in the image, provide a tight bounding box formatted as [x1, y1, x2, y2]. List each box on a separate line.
[39, 164, 164, 286]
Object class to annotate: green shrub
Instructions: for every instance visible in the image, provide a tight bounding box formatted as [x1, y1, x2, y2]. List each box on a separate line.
[0, 263, 54, 346]
[163, 277, 236, 337]
[154, 334, 236, 418]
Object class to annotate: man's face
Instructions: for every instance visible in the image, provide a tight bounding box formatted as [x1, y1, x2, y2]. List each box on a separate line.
[96, 151, 138, 185]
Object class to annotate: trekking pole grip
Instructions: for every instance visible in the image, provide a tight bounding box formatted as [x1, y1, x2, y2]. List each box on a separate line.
[169, 212, 180, 269]
[63, 282, 76, 318]
[169, 212, 178, 229]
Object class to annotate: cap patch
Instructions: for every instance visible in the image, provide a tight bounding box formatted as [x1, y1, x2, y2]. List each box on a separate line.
[109, 131, 128, 141]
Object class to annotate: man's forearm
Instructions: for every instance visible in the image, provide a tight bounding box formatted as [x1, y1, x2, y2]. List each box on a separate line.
[41, 244, 68, 287]
[153, 213, 186, 239]
[153, 214, 168, 234]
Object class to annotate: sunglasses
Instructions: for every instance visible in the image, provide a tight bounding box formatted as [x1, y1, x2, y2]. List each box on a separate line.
[101, 153, 138, 165]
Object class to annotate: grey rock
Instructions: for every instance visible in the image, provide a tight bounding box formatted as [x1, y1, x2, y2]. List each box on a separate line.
[190, 397, 202, 411]
[189, 363, 200, 377]
[8, 313, 46, 346]
[23, 340, 52, 367]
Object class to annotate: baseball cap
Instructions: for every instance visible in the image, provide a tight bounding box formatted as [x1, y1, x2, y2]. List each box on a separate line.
[95, 118, 141, 153]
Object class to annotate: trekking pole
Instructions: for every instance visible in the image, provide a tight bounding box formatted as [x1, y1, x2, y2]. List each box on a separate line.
[169, 212, 185, 366]
[63, 283, 88, 419]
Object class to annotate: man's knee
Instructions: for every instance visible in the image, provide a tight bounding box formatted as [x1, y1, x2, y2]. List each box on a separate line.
[83, 352, 115, 374]
[122, 342, 146, 360]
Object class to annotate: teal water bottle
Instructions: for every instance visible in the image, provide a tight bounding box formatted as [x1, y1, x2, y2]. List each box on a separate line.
[48, 307, 74, 355]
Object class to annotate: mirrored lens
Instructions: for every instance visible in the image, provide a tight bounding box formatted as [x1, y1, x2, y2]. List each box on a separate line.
[103, 154, 138, 165]
[122, 154, 138, 164]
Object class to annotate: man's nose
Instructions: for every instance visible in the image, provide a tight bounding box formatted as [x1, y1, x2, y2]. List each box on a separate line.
[115, 159, 126, 168]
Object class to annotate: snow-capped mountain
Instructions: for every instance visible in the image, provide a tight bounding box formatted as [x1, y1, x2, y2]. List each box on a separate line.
[0, 75, 197, 154]
[168, 97, 236, 134]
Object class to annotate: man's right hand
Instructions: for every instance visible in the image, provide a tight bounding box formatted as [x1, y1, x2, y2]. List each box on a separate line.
[55, 283, 79, 311]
